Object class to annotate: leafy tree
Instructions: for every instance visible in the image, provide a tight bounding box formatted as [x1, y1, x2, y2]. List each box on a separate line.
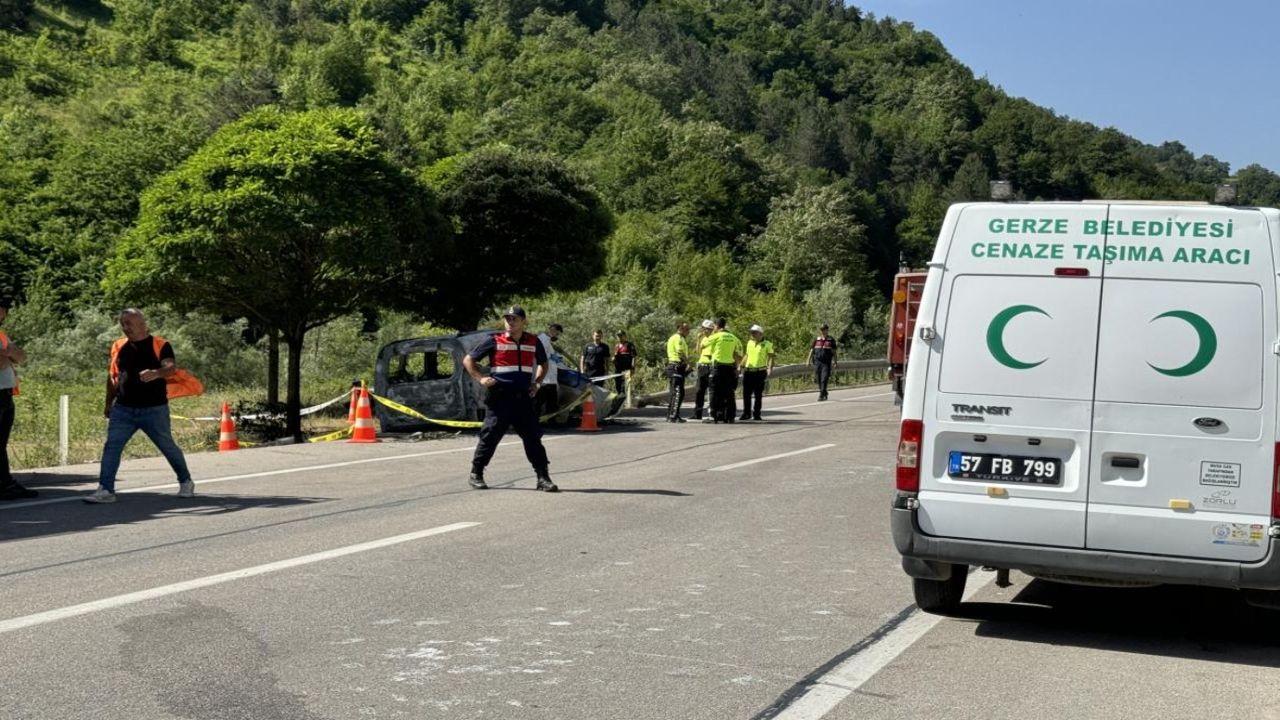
[422, 146, 613, 329]
[0, 0, 33, 30]
[105, 107, 443, 438]
[750, 183, 874, 304]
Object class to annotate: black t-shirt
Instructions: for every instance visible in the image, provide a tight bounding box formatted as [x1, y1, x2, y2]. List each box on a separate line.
[582, 342, 610, 377]
[115, 337, 174, 408]
[812, 336, 837, 365]
[613, 341, 636, 371]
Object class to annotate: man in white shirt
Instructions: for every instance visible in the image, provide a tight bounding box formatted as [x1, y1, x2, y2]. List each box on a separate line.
[536, 323, 564, 420]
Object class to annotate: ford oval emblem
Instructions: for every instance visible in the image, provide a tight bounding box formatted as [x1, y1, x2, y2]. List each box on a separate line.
[1194, 417, 1223, 429]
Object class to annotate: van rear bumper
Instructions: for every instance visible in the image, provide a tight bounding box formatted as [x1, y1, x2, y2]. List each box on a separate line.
[891, 502, 1280, 590]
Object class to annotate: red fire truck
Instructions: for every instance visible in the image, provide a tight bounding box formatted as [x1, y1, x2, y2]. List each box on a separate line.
[887, 270, 926, 402]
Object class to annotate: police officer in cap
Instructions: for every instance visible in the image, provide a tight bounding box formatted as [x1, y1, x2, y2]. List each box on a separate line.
[463, 306, 557, 492]
[0, 294, 35, 500]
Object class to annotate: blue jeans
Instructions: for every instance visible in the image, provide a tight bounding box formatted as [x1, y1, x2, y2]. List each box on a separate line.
[99, 404, 191, 492]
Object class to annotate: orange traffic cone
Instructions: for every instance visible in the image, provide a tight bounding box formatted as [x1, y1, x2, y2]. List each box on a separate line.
[578, 391, 601, 432]
[347, 383, 360, 423]
[348, 385, 380, 443]
[218, 402, 240, 452]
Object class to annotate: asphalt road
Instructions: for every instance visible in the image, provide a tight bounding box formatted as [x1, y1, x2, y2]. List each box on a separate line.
[2, 385, 1278, 720]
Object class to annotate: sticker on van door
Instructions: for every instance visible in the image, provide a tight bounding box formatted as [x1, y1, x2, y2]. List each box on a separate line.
[1199, 461, 1241, 488]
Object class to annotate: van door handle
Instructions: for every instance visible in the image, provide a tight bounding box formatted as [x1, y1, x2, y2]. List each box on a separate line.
[1110, 457, 1141, 469]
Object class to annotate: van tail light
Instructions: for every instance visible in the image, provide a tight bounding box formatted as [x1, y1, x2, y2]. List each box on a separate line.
[1054, 267, 1090, 277]
[1272, 443, 1280, 520]
[896, 419, 923, 492]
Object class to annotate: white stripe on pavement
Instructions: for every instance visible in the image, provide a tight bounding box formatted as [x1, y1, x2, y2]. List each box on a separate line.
[771, 391, 892, 411]
[1, 440, 553, 512]
[707, 444, 835, 472]
[0, 522, 480, 634]
[770, 571, 996, 720]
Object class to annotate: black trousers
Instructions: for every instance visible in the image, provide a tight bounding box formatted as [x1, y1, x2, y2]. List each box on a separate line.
[614, 369, 629, 394]
[693, 364, 711, 416]
[0, 390, 12, 484]
[535, 383, 560, 422]
[472, 385, 549, 473]
[666, 363, 686, 418]
[815, 362, 833, 397]
[741, 369, 767, 418]
[711, 364, 738, 422]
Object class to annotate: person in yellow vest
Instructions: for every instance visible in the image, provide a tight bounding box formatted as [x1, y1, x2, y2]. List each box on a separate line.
[740, 324, 775, 421]
[84, 309, 195, 504]
[691, 319, 715, 422]
[706, 317, 744, 424]
[664, 322, 690, 422]
[0, 296, 36, 501]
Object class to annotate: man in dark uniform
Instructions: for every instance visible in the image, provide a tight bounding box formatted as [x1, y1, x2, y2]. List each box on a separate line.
[807, 323, 838, 401]
[463, 306, 557, 492]
[580, 329, 610, 386]
[612, 330, 636, 394]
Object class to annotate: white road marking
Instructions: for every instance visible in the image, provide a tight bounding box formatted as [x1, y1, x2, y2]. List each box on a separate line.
[0, 522, 480, 634]
[2, 440, 547, 512]
[707, 444, 836, 472]
[770, 571, 997, 720]
[771, 391, 892, 411]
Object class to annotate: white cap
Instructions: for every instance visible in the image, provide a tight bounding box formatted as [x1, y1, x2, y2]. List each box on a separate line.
[749, 324, 764, 333]
[701, 319, 714, 329]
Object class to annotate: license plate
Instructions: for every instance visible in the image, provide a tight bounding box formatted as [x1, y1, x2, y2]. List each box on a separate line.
[948, 451, 1061, 485]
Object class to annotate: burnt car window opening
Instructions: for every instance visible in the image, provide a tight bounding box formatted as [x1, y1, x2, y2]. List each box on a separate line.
[389, 351, 455, 385]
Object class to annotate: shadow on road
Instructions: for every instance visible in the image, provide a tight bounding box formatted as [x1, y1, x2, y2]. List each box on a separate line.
[954, 579, 1280, 666]
[14, 471, 101, 488]
[0, 493, 328, 544]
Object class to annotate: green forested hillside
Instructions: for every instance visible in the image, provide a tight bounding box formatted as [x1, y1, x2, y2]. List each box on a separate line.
[4, 0, 1279, 370]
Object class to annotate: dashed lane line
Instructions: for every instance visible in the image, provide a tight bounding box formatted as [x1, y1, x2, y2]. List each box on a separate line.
[707, 444, 836, 472]
[0, 522, 480, 634]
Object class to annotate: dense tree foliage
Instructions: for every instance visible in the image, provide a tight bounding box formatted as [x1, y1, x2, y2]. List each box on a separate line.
[3, 0, 1279, 368]
[422, 146, 613, 329]
[104, 106, 441, 437]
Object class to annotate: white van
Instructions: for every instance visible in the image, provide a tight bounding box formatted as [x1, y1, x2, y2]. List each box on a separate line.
[891, 201, 1280, 613]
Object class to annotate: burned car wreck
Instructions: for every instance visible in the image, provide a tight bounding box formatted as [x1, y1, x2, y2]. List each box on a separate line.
[372, 331, 622, 433]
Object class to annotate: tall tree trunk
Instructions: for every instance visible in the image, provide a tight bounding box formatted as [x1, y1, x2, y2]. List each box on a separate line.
[286, 331, 305, 441]
[267, 328, 280, 405]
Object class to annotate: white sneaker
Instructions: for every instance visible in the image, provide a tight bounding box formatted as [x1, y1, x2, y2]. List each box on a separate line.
[83, 487, 117, 504]
[178, 480, 195, 498]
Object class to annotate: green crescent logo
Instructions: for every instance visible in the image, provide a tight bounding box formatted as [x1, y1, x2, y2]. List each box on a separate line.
[986, 305, 1050, 370]
[1148, 310, 1217, 377]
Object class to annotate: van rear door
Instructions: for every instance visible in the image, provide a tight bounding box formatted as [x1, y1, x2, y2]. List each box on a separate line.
[918, 204, 1107, 548]
[1087, 206, 1278, 562]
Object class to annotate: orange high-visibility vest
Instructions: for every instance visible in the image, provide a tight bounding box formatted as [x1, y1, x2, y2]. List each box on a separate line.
[109, 335, 204, 400]
[0, 330, 18, 396]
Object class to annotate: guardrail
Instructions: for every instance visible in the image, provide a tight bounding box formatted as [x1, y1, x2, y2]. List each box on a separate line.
[634, 359, 890, 407]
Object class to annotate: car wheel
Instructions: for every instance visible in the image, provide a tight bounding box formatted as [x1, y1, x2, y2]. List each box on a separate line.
[912, 564, 968, 614]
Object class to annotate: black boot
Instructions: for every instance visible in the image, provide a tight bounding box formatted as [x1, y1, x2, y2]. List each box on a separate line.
[468, 468, 488, 490]
[0, 480, 37, 500]
[535, 471, 559, 493]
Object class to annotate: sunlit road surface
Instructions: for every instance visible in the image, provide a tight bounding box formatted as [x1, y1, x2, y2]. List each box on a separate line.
[3, 385, 1277, 720]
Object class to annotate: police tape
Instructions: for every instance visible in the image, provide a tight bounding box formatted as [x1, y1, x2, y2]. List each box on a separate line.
[369, 388, 597, 429]
[172, 390, 354, 422]
[307, 425, 354, 443]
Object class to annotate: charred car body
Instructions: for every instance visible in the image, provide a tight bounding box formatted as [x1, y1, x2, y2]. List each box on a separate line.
[373, 331, 621, 432]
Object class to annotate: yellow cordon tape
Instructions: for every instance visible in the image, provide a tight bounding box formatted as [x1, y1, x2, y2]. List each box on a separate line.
[308, 426, 354, 443]
[369, 388, 598, 429]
